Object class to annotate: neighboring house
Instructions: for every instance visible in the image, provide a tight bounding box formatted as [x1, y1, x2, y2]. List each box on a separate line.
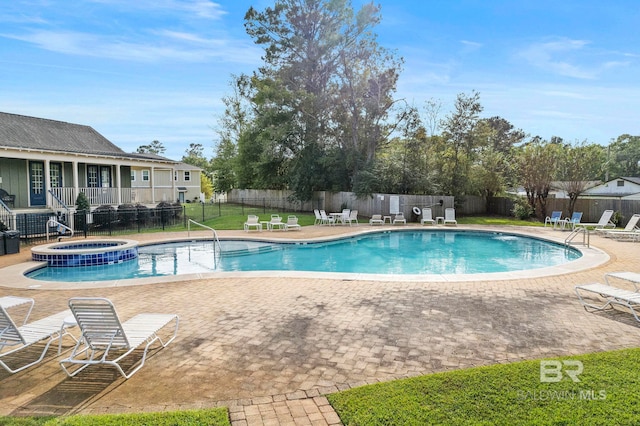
[173, 162, 203, 203]
[549, 181, 602, 199]
[581, 177, 640, 200]
[0, 112, 195, 213]
[129, 156, 202, 204]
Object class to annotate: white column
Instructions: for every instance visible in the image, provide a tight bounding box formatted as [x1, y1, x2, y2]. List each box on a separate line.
[44, 159, 51, 208]
[116, 164, 122, 205]
[72, 160, 79, 206]
[150, 166, 155, 203]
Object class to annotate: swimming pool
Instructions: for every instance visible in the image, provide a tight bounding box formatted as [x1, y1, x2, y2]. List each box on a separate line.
[26, 230, 582, 282]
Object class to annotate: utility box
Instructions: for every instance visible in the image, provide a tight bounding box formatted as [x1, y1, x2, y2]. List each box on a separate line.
[3, 230, 20, 254]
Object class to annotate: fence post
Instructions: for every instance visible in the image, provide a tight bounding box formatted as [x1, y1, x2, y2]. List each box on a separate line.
[201, 202, 205, 222]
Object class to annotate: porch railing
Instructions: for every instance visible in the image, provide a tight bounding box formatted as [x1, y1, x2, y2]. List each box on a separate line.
[49, 187, 174, 207]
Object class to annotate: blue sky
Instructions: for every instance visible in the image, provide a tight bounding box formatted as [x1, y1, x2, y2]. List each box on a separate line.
[1, 1, 638, 160]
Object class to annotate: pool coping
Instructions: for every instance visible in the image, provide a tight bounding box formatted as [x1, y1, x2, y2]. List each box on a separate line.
[1, 225, 609, 290]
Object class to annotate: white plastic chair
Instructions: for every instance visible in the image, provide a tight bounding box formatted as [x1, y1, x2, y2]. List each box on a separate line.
[393, 212, 406, 225]
[285, 215, 301, 231]
[444, 208, 457, 225]
[420, 208, 436, 225]
[244, 215, 262, 232]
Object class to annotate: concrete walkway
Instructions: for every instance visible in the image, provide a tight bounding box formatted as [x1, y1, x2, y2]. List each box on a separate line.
[0, 225, 639, 425]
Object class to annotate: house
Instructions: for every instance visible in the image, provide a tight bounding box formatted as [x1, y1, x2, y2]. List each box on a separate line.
[130, 156, 203, 204]
[0, 112, 200, 213]
[581, 177, 640, 200]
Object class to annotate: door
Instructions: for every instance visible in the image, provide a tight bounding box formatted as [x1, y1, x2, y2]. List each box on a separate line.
[29, 161, 46, 206]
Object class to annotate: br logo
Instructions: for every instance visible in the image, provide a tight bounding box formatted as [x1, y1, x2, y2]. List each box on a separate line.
[540, 360, 583, 383]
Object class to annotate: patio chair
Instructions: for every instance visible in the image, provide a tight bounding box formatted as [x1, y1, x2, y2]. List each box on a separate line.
[369, 214, 384, 225]
[575, 272, 640, 322]
[320, 210, 335, 225]
[313, 209, 322, 225]
[600, 214, 640, 241]
[420, 208, 436, 225]
[244, 215, 262, 232]
[444, 208, 457, 225]
[285, 215, 301, 231]
[60, 297, 179, 379]
[339, 209, 350, 225]
[577, 209, 616, 231]
[393, 212, 406, 225]
[269, 214, 286, 231]
[560, 212, 582, 230]
[544, 211, 563, 228]
[1, 306, 74, 374]
[345, 209, 358, 226]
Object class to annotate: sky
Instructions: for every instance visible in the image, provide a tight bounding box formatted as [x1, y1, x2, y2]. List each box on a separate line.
[1, 0, 639, 160]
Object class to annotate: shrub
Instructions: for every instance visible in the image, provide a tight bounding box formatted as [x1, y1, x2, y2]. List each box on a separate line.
[75, 192, 90, 211]
[512, 198, 533, 220]
[92, 204, 116, 227]
[117, 203, 137, 226]
[135, 204, 151, 225]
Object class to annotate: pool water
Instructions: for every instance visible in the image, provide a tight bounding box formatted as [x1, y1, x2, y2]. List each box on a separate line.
[26, 230, 582, 282]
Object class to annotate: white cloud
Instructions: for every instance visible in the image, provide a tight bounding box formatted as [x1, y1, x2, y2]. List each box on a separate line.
[2, 29, 261, 64]
[518, 37, 630, 80]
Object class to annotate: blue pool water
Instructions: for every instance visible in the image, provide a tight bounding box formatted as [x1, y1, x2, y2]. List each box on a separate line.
[26, 230, 582, 282]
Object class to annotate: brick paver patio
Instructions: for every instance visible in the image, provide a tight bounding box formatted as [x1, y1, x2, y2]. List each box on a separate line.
[0, 224, 638, 425]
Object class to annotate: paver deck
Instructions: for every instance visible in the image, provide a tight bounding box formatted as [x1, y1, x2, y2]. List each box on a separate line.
[0, 224, 638, 425]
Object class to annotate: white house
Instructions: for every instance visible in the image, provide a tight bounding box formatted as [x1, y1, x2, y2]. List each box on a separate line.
[581, 177, 640, 200]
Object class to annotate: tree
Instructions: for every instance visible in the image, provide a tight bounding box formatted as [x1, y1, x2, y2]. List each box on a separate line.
[515, 138, 562, 219]
[555, 141, 606, 215]
[608, 134, 640, 178]
[242, 0, 402, 200]
[200, 172, 214, 200]
[136, 140, 165, 155]
[182, 143, 211, 171]
[439, 91, 483, 198]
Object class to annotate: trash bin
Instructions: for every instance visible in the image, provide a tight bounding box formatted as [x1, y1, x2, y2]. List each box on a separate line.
[0, 232, 5, 256]
[3, 230, 20, 254]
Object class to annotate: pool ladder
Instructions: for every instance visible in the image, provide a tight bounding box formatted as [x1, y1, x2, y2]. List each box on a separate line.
[187, 219, 223, 265]
[565, 226, 589, 247]
[46, 218, 74, 242]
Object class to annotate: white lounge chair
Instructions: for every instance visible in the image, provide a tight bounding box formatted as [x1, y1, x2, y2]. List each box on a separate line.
[313, 209, 322, 225]
[369, 214, 384, 225]
[420, 208, 436, 225]
[544, 211, 563, 228]
[285, 215, 301, 231]
[444, 208, 457, 225]
[393, 212, 406, 225]
[345, 209, 358, 226]
[269, 214, 286, 231]
[244, 215, 262, 232]
[1, 306, 74, 374]
[575, 272, 640, 322]
[60, 297, 179, 379]
[577, 209, 616, 231]
[600, 214, 640, 241]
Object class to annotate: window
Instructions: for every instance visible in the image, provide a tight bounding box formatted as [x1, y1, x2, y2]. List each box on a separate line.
[184, 171, 191, 181]
[142, 170, 150, 182]
[87, 165, 98, 188]
[131, 170, 136, 182]
[50, 163, 62, 188]
[174, 171, 178, 181]
[617, 180, 625, 187]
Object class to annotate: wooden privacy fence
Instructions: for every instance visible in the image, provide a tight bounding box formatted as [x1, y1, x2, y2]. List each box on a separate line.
[229, 189, 640, 226]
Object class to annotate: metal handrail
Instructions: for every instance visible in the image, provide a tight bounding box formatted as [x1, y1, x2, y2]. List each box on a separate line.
[46, 218, 74, 242]
[565, 226, 589, 247]
[187, 219, 223, 260]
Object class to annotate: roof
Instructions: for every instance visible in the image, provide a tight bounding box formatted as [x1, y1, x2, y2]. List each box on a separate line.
[173, 162, 203, 171]
[0, 112, 175, 164]
[0, 112, 126, 156]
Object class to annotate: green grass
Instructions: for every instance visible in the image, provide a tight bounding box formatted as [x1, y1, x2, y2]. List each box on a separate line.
[0, 408, 230, 426]
[328, 348, 640, 425]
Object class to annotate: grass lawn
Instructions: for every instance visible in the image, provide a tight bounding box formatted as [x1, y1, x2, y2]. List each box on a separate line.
[328, 348, 640, 425]
[0, 408, 230, 426]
